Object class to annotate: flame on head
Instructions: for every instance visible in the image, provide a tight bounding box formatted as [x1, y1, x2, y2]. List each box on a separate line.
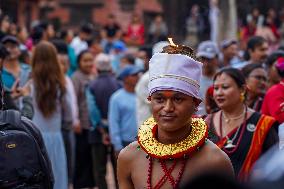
[168, 38, 178, 47]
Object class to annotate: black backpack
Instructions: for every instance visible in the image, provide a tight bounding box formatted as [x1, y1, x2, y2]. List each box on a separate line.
[0, 110, 54, 189]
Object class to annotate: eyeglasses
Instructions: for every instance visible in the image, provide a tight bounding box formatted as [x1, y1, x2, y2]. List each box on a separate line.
[250, 75, 267, 82]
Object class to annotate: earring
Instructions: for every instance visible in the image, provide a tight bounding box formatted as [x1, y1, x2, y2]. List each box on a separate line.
[240, 93, 245, 102]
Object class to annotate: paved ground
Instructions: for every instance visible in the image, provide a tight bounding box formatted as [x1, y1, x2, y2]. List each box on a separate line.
[106, 157, 117, 189]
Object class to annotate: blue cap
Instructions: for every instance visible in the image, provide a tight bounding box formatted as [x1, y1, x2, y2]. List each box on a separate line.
[117, 65, 142, 80]
[113, 40, 127, 52]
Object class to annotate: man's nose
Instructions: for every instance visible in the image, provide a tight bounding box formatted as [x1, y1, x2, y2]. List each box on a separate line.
[163, 99, 174, 112]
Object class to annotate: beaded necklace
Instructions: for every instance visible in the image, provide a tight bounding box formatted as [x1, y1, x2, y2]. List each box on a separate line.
[219, 107, 248, 154]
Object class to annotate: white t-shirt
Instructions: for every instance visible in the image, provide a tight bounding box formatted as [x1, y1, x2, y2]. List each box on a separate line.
[70, 36, 88, 56]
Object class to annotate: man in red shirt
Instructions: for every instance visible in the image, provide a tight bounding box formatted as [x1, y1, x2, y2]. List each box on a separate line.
[262, 57, 284, 123]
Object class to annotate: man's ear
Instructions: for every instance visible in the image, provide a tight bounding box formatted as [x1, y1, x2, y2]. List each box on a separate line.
[192, 98, 201, 113]
[193, 98, 201, 107]
[248, 48, 254, 56]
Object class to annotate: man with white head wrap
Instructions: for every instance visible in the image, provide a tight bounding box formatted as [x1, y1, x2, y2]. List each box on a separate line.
[117, 41, 233, 189]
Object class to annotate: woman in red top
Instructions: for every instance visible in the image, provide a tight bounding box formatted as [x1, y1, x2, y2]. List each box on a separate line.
[124, 14, 145, 46]
[262, 57, 284, 123]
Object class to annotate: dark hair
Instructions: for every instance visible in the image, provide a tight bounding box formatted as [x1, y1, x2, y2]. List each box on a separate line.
[247, 36, 267, 51]
[77, 50, 92, 68]
[0, 43, 9, 110]
[16, 26, 25, 34]
[241, 63, 264, 78]
[80, 23, 93, 34]
[276, 69, 284, 78]
[122, 54, 135, 64]
[275, 58, 284, 78]
[38, 21, 49, 30]
[139, 46, 152, 59]
[213, 67, 246, 89]
[51, 39, 68, 55]
[265, 50, 284, 68]
[58, 30, 68, 40]
[31, 26, 44, 45]
[0, 43, 9, 59]
[19, 49, 30, 64]
[244, 36, 267, 61]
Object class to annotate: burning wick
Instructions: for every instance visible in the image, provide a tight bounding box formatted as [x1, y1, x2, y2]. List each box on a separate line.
[168, 38, 178, 47]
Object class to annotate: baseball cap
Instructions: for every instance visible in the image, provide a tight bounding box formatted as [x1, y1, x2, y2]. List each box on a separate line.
[197, 41, 219, 59]
[113, 40, 127, 52]
[1, 35, 19, 45]
[95, 53, 112, 71]
[117, 65, 142, 80]
[221, 39, 237, 49]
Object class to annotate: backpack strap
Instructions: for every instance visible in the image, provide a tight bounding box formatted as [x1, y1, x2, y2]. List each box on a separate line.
[0, 110, 21, 127]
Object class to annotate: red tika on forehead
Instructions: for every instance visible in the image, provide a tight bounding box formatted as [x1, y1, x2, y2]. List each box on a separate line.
[162, 90, 174, 98]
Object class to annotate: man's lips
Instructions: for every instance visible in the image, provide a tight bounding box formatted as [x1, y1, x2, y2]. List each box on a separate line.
[159, 115, 177, 121]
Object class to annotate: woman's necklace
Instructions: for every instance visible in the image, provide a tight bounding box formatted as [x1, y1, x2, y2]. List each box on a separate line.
[222, 108, 246, 123]
[219, 106, 248, 153]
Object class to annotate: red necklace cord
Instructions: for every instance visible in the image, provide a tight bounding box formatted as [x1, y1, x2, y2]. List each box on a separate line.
[219, 107, 248, 154]
[147, 158, 153, 189]
[154, 160, 178, 189]
[147, 158, 176, 189]
[147, 158, 187, 189]
[147, 158, 177, 189]
[159, 160, 177, 187]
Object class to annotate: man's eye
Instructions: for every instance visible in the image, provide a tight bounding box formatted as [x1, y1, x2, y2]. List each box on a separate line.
[153, 97, 164, 102]
[174, 97, 183, 102]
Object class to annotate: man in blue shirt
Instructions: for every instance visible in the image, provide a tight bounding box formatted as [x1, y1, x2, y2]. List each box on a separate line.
[108, 65, 142, 155]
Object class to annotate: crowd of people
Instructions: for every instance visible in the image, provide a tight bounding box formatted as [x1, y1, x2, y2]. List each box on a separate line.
[1, 4, 284, 189]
